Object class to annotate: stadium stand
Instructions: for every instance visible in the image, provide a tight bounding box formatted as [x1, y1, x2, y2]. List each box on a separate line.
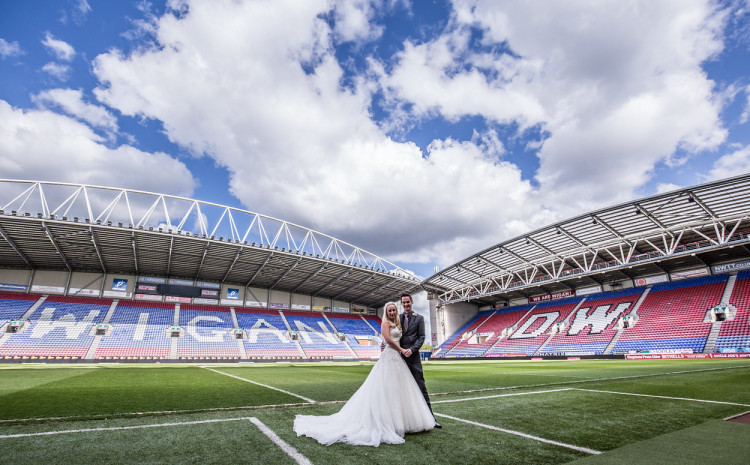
[0, 271, 746, 361]
[0, 295, 109, 358]
[441, 306, 533, 358]
[284, 310, 354, 358]
[612, 275, 727, 354]
[325, 313, 381, 358]
[543, 288, 644, 355]
[431, 313, 489, 357]
[0, 291, 39, 327]
[236, 307, 301, 359]
[177, 304, 242, 359]
[94, 301, 175, 360]
[484, 298, 582, 356]
[715, 270, 750, 353]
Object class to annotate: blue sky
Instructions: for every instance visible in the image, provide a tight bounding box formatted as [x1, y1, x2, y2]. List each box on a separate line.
[1, 0, 750, 289]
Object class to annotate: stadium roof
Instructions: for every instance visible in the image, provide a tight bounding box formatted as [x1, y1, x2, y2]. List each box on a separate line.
[0, 180, 421, 307]
[423, 173, 750, 306]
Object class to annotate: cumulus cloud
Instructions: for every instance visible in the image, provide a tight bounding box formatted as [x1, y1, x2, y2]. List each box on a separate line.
[41, 62, 72, 81]
[42, 33, 76, 61]
[0, 99, 195, 196]
[655, 182, 682, 194]
[91, 0, 537, 267]
[741, 84, 750, 124]
[707, 144, 750, 180]
[384, 0, 728, 217]
[85, 0, 734, 273]
[0, 38, 23, 59]
[332, 0, 386, 43]
[32, 88, 118, 134]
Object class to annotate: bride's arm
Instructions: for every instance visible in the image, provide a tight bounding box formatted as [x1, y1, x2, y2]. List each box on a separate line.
[381, 319, 406, 354]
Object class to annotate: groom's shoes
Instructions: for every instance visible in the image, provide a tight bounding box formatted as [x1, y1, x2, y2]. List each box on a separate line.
[434, 422, 442, 429]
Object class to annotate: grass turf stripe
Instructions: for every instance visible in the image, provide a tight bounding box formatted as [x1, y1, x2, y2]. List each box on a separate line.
[434, 412, 601, 455]
[430, 363, 750, 396]
[249, 417, 313, 465]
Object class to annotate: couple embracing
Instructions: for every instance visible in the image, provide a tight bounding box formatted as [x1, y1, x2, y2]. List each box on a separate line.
[294, 292, 441, 447]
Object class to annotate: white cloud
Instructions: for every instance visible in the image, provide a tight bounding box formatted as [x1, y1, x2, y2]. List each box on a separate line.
[655, 182, 682, 194]
[332, 0, 384, 43]
[32, 88, 118, 134]
[382, 32, 547, 127]
[741, 84, 750, 124]
[384, 0, 728, 217]
[86, 0, 735, 273]
[0, 99, 195, 196]
[0, 38, 23, 58]
[707, 145, 750, 180]
[77, 0, 92, 16]
[42, 33, 76, 61]
[41, 62, 72, 81]
[91, 0, 538, 267]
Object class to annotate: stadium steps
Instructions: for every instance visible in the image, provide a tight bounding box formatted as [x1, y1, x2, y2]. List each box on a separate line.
[533, 298, 586, 356]
[321, 313, 358, 358]
[279, 310, 308, 358]
[0, 295, 47, 345]
[101, 300, 119, 323]
[702, 273, 737, 353]
[229, 308, 248, 359]
[169, 304, 180, 359]
[83, 300, 119, 359]
[361, 315, 379, 334]
[473, 310, 498, 332]
[21, 295, 47, 319]
[721, 273, 738, 303]
[483, 305, 537, 354]
[604, 287, 650, 354]
[703, 321, 723, 353]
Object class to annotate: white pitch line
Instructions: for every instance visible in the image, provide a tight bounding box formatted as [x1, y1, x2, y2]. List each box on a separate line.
[434, 413, 601, 455]
[200, 366, 316, 404]
[574, 388, 750, 407]
[249, 417, 313, 465]
[433, 388, 572, 404]
[0, 417, 254, 439]
[0, 401, 312, 424]
[724, 409, 750, 421]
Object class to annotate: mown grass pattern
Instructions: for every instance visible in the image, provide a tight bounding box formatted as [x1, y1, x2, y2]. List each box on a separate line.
[0, 359, 748, 464]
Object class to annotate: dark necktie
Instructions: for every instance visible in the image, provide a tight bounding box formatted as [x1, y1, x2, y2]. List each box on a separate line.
[406, 313, 411, 329]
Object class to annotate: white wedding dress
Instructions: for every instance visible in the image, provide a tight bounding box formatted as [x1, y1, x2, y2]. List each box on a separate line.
[293, 326, 435, 446]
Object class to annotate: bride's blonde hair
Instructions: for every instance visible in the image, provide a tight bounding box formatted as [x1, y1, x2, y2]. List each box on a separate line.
[383, 301, 402, 330]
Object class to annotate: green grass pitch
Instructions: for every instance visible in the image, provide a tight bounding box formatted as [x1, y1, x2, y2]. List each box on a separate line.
[1, 359, 749, 464]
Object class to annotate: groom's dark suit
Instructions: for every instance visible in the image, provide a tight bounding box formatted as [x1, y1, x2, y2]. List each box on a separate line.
[399, 311, 432, 413]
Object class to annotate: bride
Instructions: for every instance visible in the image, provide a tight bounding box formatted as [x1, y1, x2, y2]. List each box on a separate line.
[293, 301, 435, 446]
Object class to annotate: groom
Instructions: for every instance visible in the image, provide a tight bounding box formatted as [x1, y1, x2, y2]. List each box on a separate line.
[398, 292, 442, 429]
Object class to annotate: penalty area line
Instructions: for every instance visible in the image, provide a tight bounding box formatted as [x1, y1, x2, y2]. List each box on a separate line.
[199, 366, 316, 404]
[249, 417, 313, 465]
[0, 417, 255, 439]
[434, 413, 601, 455]
[432, 388, 572, 404]
[574, 388, 750, 407]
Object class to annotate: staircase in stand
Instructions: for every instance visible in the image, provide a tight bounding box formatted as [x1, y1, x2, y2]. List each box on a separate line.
[604, 287, 651, 355]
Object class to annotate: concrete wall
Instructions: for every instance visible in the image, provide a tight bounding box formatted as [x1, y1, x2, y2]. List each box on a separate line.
[431, 300, 479, 347]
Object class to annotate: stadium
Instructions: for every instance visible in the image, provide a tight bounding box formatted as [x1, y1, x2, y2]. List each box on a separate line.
[1, 176, 749, 464]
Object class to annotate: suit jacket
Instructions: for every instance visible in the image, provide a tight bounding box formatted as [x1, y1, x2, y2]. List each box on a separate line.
[399, 311, 426, 355]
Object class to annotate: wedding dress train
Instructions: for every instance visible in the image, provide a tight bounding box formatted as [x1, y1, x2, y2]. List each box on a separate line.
[293, 327, 435, 446]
